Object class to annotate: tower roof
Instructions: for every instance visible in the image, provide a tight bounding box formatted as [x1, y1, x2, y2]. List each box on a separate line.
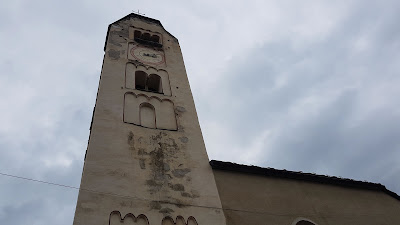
[111, 13, 164, 28]
[104, 13, 176, 51]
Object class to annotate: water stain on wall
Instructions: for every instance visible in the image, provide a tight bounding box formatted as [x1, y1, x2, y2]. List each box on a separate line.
[127, 130, 199, 206]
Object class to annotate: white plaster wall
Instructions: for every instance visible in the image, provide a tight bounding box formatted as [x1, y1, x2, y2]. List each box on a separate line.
[73, 15, 227, 225]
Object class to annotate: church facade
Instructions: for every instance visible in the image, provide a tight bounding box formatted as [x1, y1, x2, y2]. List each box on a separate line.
[73, 14, 400, 225]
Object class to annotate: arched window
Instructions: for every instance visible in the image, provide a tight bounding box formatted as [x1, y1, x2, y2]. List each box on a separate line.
[131, 28, 162, 47]
[134, 30, 142, 39]
[139, 103, 156, 129]
[187, 216, 198, 225]
[161, 216, 198, 225]
[133, 71, 164, 94]
[150, 35, 160, 43]
[109, 211, 149, 225]
[135, 71, 147, 90]
[147, 74, 162, 93]
[296, 221, 315, 225]
[292, 219, 318, 225]
[124, 93, 177, 130]
[142, 33, 151, 40]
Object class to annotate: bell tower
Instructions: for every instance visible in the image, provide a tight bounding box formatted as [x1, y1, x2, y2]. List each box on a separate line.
[73, 14, 227, 225]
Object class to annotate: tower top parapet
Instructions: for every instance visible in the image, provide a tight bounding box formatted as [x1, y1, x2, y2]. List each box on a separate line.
[111, 13, 164, 28]
[104, 13, 176, 51]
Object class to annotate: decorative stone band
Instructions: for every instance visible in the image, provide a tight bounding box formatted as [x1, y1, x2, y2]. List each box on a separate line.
[109, 211, 198, 225]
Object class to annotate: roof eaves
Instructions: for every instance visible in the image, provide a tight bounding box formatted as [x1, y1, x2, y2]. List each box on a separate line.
[210, 160, 400, 201]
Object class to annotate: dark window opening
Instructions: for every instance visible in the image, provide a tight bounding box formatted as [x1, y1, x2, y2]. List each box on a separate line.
[134, 71, 163, 94]
[134, 30, 142, 39]
[142, 33, 151, 40]
[147, 74, 162, 93]
[297, 221, 316, 225]
[150, 35, 160, 43]
[135, 71, 147, 90]
[133, 30, 162, 48]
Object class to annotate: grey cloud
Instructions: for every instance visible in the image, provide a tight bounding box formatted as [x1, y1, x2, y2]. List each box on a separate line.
[201, 0, 400, 194]
[1, 1, 400, 225]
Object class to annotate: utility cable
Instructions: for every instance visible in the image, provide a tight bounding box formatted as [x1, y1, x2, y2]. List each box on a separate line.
[0, 172, 80, 190]
[0, 171, 388, 218]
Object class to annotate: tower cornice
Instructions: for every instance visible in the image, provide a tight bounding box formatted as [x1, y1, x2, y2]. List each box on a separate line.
[104, 13, 177, 51]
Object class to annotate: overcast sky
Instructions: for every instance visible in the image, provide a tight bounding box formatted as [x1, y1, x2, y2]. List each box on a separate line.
[1, 0, 400, 224]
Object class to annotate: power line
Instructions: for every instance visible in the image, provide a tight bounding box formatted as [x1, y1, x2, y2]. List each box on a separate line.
[0, 171, 389, 218]
[0, 171, 235, 212]
[0, 171, 227, 211]
[0, 172, 79, 190]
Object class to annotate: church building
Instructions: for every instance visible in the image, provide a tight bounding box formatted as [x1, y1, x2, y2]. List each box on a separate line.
[72, 13, 400, 225]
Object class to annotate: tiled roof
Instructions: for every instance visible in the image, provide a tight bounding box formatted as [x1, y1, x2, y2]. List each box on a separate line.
[210, 160, 400, 201]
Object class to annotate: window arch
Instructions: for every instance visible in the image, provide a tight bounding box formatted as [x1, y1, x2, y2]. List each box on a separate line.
[135, 71, 147, 90]
[131, 27, 162, 47]
[139, 103, 156, 129]
[147, 74, 162, 93]
[109, 211, 149, 225]
[291, 218, 318, 225]
[161, 216, 198, 225]
[296, 221, 315, 225]
[150, 35, 160, 43]
[136, 32, 160, 44]
[142, 32, 151, 40]
[124, 93, 177, 130]
[125, 64, 171, 96]
[134, 30, 142, 39]
[134, 71, 163, 94]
